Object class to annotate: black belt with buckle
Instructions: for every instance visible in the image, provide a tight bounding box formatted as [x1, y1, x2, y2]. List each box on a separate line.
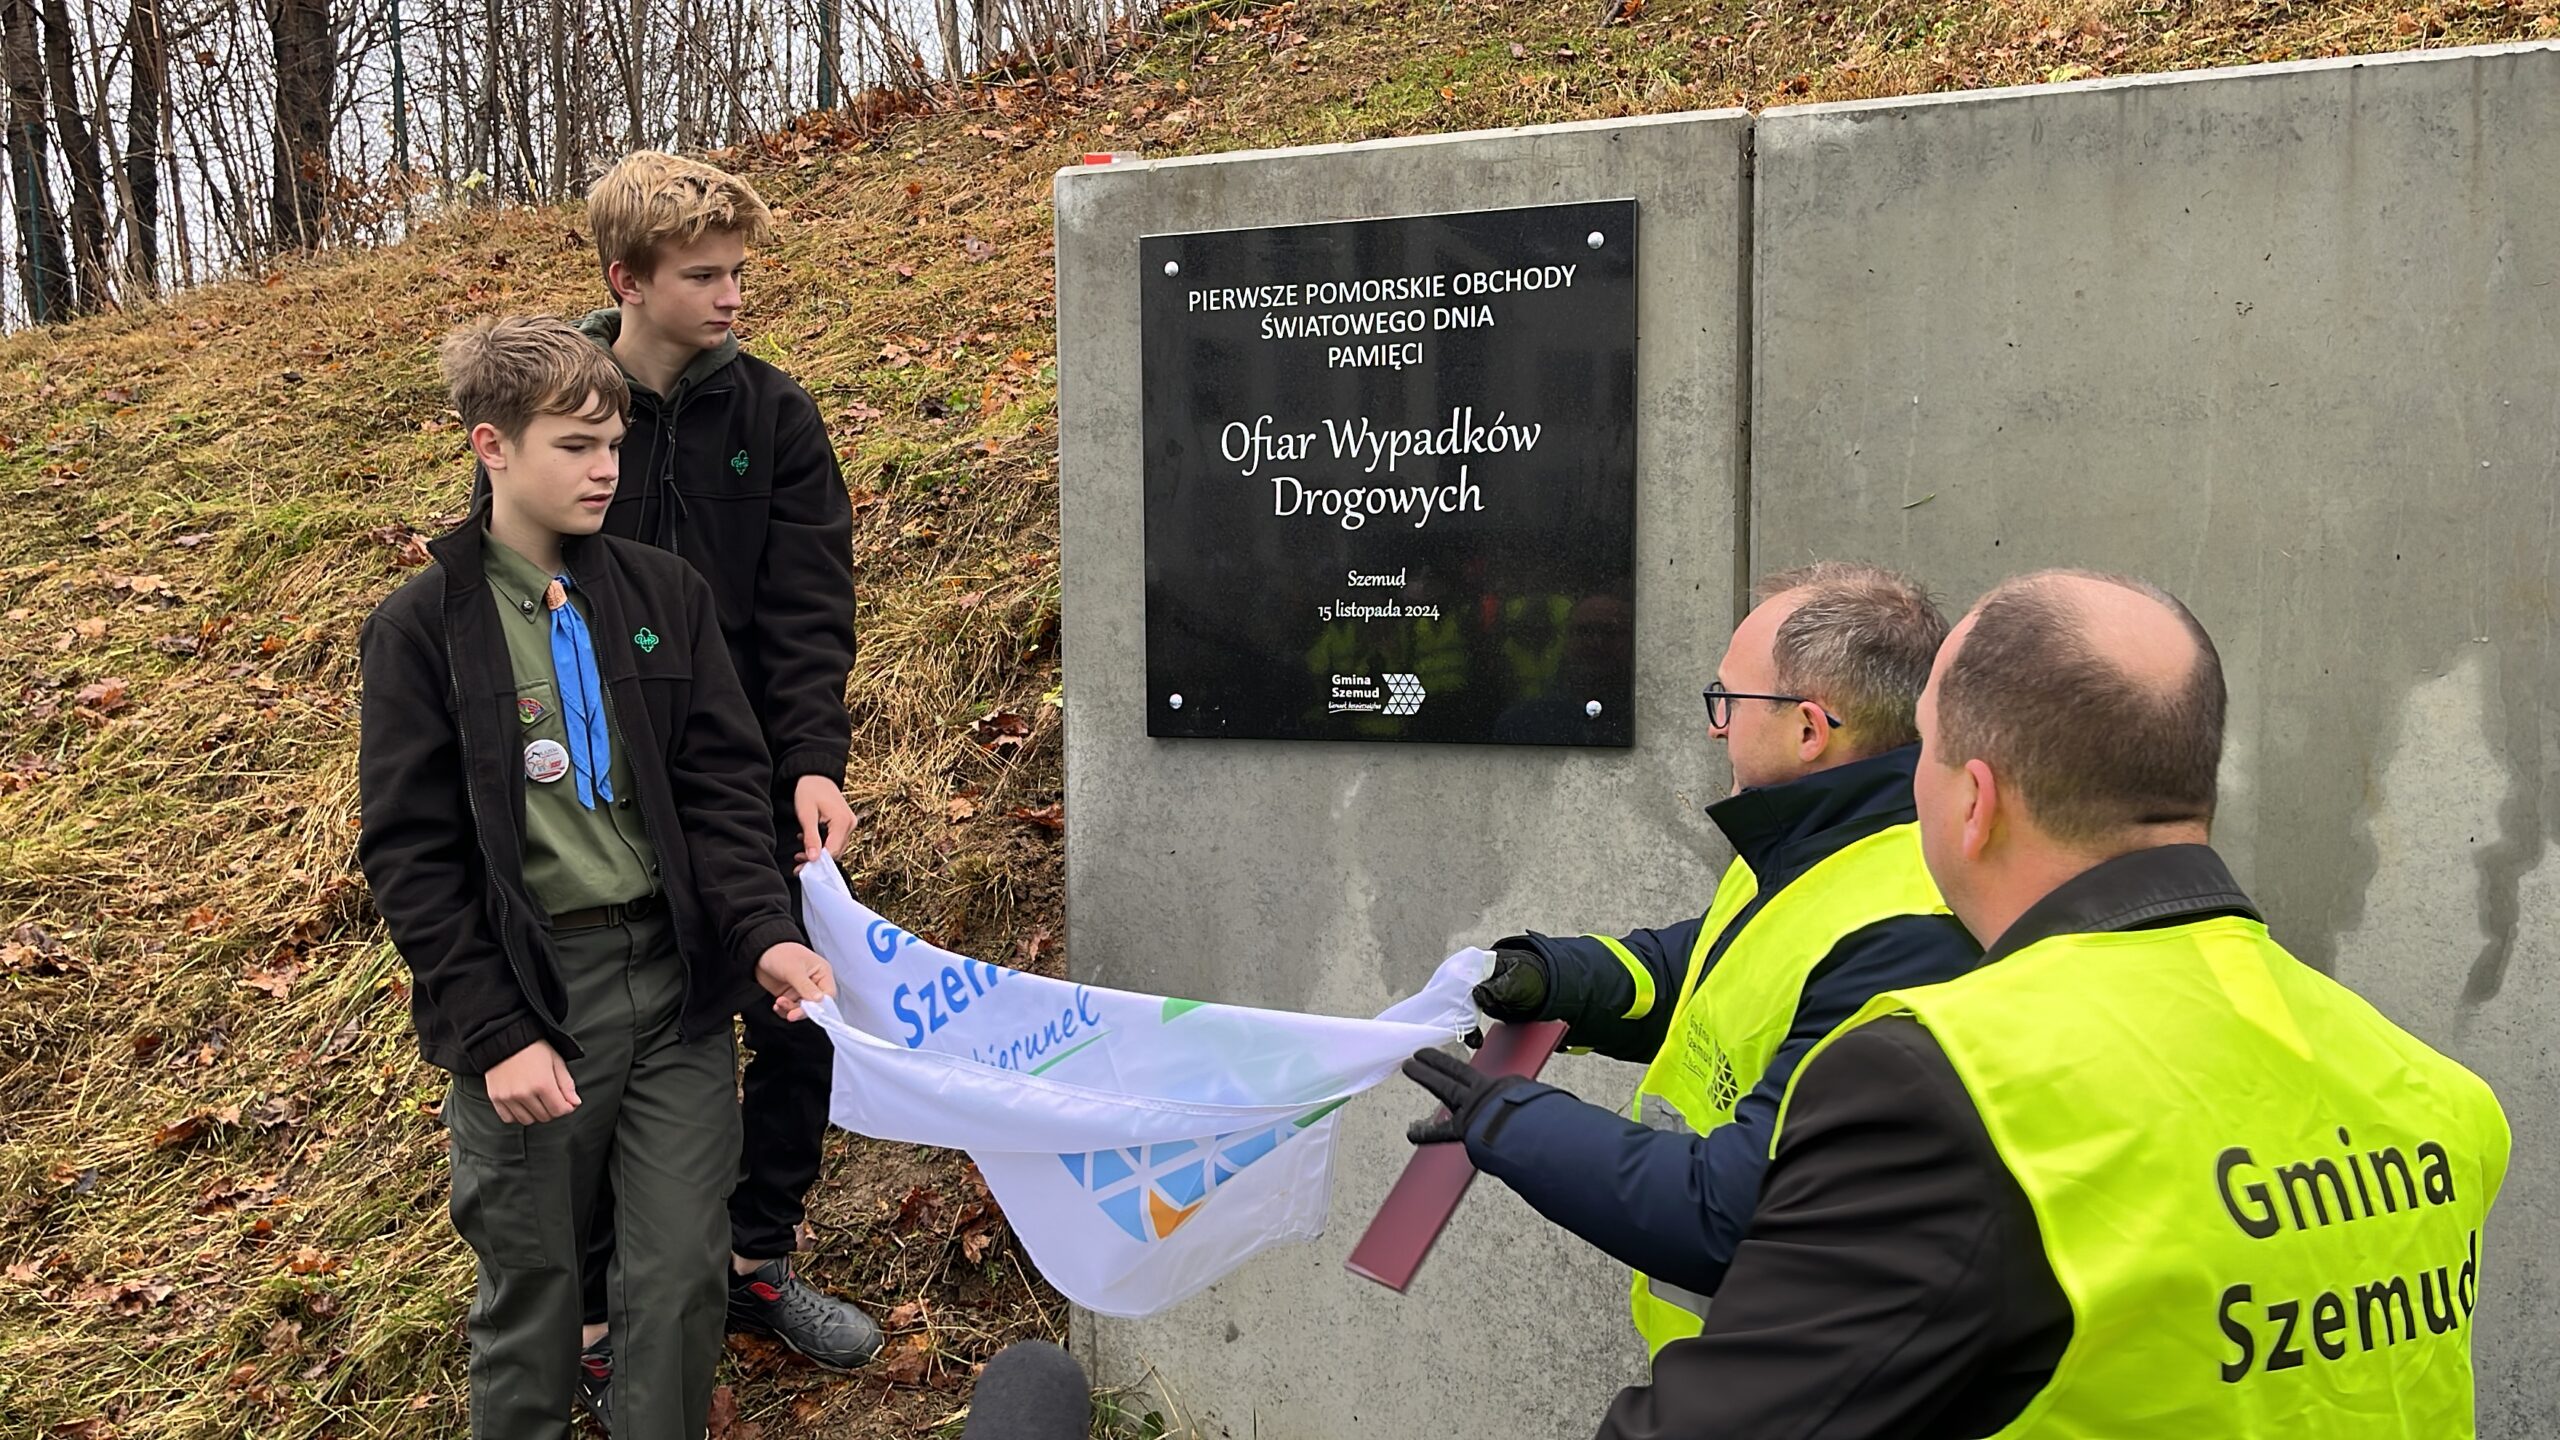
[550, 892, 660, 931]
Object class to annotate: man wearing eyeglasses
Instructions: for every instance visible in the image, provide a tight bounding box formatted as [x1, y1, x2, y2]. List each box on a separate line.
[1400, 561, 1984, 1357]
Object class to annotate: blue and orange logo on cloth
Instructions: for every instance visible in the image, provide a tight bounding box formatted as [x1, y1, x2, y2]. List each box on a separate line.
[1059, 1105, 1342, 1243]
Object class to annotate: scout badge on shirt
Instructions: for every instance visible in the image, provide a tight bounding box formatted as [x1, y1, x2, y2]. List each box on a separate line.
[523, 738, 571, 784]
[518, 696, 547, 725]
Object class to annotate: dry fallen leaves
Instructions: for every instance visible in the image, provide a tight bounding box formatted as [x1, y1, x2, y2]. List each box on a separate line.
[111, 1279, 176, 1316]
[239, 953, 303, 1000]
[75, 677, 131, 714]
[1005, 801, 1064, 834]
[970, 709, 1032, 756]
[706, 1384, 763, 1440]
[251, 1094, 307, 1131]
[875, 1337, 933, 1387]
[1, 923, 81, 976]
[152, 1104, 241, 1150]
[892, 1184, 940, 1234]
[1014, 928, 1055, 970]
[366, 523, 433, 568]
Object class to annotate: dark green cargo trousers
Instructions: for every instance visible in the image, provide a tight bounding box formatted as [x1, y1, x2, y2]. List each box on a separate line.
[444, 903, 739, 1440]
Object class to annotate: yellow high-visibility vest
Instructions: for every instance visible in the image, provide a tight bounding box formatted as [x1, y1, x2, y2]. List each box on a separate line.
[1619, 823, 1948, 1353]
[1786, 914, 2511, 1436]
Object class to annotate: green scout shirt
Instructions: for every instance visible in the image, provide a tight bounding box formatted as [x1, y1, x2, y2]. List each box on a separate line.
[482, 534, 659, 914]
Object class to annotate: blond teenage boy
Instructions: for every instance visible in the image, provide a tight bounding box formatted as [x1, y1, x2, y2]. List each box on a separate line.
[358, 317, 840, 1440]
[571, 152, 875, 1404]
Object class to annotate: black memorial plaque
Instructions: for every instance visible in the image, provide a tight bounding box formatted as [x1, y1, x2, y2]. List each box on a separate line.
[1140, 200, 1637, 746]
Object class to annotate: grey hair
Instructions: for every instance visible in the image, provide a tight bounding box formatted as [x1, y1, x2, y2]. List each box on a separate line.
[1753, 561, 1949, 754]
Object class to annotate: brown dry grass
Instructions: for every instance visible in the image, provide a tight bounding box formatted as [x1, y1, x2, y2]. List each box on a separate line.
[0, 157, 1066, 1440]
[2, 1, 2551, 1436]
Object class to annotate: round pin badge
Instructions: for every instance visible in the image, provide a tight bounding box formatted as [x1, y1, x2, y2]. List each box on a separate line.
[523, 738, 571, 784]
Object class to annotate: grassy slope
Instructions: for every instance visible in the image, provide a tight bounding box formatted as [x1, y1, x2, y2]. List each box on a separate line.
[0, 0, 2549, 1436]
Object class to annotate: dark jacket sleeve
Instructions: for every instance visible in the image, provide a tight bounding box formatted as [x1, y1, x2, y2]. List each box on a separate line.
[751, 379, 856, 788]
[354, 606, 548, 1074]
[666, 569, 806, 977]
[1507, 918, 1706, 1063]
[1472, 914, 1984, 1298]
[1593, 1017, 2062, 1440]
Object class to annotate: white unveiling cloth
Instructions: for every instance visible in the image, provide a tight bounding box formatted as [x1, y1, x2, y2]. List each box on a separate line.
[795, 854, 1485, 1316]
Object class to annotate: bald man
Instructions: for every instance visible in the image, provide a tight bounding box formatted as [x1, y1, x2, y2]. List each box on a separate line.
[1600, 570, 2511, 1440]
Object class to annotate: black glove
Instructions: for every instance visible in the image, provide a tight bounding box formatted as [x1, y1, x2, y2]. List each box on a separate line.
[1472, 947, 1549, 1024]
[1401, 1045, 1529, 1146]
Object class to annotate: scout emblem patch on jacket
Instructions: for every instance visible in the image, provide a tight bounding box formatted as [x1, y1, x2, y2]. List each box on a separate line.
[518, 696, 547, 725]
[632, 627, 660, 654]
[730, 449, 750, 475]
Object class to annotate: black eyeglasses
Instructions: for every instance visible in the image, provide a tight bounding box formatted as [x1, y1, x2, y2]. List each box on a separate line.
[1703, 680, 1843, 730]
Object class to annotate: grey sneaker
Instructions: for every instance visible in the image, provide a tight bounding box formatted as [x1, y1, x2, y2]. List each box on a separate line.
[726, 1258, 882, 1371]
[575, 1335, 616, 1436]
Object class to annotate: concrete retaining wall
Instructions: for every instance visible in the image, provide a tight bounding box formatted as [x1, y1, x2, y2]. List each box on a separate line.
[1056, 41, 2560, 1440]
[1056, 114, 1750, 1438]
[1750, 46, 2559, 1436]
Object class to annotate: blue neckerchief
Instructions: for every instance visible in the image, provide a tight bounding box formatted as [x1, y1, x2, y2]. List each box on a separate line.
[548, 574, 614, 810]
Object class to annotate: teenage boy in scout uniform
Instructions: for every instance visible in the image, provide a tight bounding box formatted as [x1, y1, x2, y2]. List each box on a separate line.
[571, 150, 877, 1397]
[358, 316, 841, 1440]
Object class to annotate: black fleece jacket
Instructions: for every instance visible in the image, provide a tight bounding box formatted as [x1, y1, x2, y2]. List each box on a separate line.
[356, 516, 804, 1074]
[578, 310, 857, 795]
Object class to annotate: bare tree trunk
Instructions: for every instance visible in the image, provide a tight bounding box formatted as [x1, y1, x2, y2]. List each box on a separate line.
[0, 0, 68, 321]
[266, 0, 333, 249]
[933, 0, 956, 80]
[969, 0, 991, 74]
[386, 0, 409, 177]
[476, 0, 499, 197]
[723, 0, 746, 141]
[669, 0, 693, 151]
[36, 0, 105, 309]
[159, 23, 190, 289]
[507, 4, 534, 199]
[815, 0, 838, 106]
[432, 0, 453, 182]
[624, 0, 642, 148]
[545, 0, 569, 195]
[117, 0, 162, 294]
